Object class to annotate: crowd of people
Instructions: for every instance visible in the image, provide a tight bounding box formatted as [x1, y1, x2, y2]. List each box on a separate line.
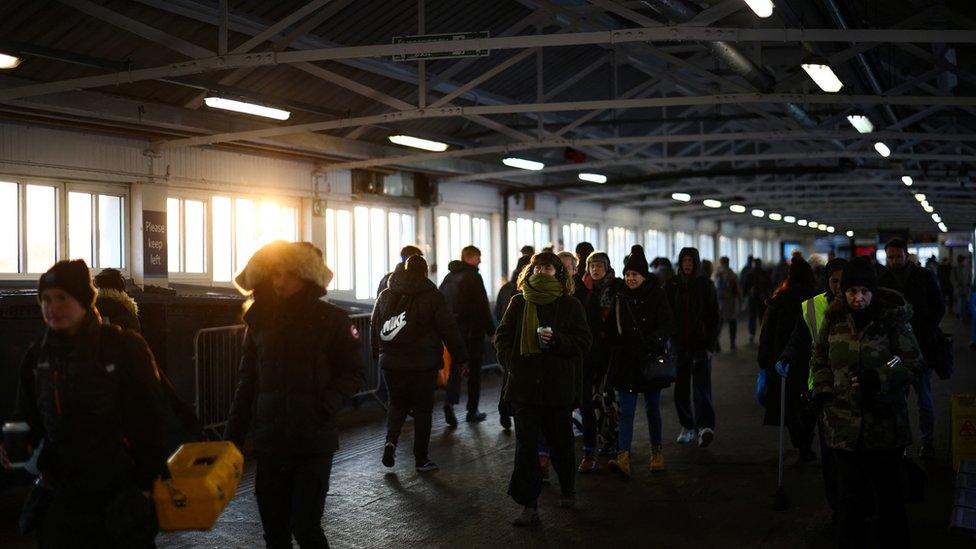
[1, 235, 969, 548]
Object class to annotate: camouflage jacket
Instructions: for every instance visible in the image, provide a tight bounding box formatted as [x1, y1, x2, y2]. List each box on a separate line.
[810, 288, 922, 451]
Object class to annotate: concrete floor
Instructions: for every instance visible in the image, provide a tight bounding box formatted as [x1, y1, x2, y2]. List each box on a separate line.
[3, 318, 975, 548]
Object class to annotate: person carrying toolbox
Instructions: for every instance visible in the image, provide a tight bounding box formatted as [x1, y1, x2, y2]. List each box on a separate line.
[2, 259, 171, 548]
[225, 241, 365, 549]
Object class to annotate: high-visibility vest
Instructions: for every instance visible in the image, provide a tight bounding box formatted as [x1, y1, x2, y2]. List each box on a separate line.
[803, 292, 830, 390]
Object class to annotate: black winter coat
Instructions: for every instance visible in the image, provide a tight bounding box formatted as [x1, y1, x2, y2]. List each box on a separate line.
[877, 263, 945, 361]
[494, 294, 591, 408]
[757, 287, 816, 426]
[371, 267, 469, 371]
[16, 316, 171, 496]
[666, 249, 720, 352]
[580, 274, 616, 385]
[95, 289, 141, 332]
[225, 290, 365, 456]
[606, 279, 675, 392]
[439, 260, 495, 339]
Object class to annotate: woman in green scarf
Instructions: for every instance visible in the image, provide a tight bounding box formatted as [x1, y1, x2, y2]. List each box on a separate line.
[494, 252, 591, 527]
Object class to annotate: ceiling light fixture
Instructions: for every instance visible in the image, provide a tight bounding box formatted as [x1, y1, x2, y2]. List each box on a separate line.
[827, 226, 835, 233]
[729, 204, 747, 213]
[703, 199, 722, 208]
[923, 204, 934, 213]
[743, 0, 775, 18]
[801, 63, 844, 92]
[874, 141, 891, 157]
[914, 193, 926, 202]
[783, 215, 796, 223]
[388, 134, 448, 152]
[768, 212, 783, 221]
[0, 53, 21, 70]
[797, 219, 808, 227]
[902, 175, 913, 186]
[751, 209, 765, 218]
[502, 157, 545, 171]
[818, 224, 828, 231]
[932, 213, 941, 223]
[938, 222, 948, 233]
[846, 230, 854, 237]
[846, 115, 874, 134]
[578, 172, 607, 184]
[204, 97, 291, 120]
[672, 192, 691, 202]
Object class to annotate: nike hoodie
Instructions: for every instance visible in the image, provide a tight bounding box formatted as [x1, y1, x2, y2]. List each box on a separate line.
[370, 264, 469, 371]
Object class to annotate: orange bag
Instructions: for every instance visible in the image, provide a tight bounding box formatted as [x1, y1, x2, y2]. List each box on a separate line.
[437, 346, 451, 389]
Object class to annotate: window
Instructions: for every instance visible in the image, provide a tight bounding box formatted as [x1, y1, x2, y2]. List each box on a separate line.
[436, 212, 493, 292]
[752, 238, 764, 261]
[719, 235, 735, 270]
[66, 191, 125, 270]
[561, 222, 598, 254]
[737, 238, 750, 271]
[606, 226, 637, 270]
[645, 229, 670, 262]
[346, 206, 416, 300]
[507, 217, 549, 274]
[674, 231, 694, 257]
[167, 197, 206, 274]
[325, 207, 354, 292]
[698, 234, 715, 262]
[0, 182, 18, 273]
[388, 211, 417, 272]
[26, 185, 57, 274]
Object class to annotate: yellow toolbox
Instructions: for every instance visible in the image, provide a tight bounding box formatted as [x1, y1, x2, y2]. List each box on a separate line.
[153, 441, 244, 531]
[952, 394, 976, 472]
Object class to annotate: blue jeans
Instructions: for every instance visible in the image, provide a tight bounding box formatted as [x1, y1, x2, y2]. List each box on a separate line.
[911, 367, 934, 445]
[617, 390, 662, 451]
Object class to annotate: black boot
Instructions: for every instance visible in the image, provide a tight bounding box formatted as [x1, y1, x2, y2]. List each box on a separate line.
[444, 405, 458, 427]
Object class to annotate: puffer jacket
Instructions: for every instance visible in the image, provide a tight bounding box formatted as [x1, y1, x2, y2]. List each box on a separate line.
[95, 289, 141, 332]
[371, 266, 468, 371]
[224, 289, 365, 455]
[494, 293, 591, 408]
[16, 316, 170, 496]
[439, 260, 495, 339]
[606, 278, 675, 392]
[666, 248, 720, 352]
[810, 288, 923, 451]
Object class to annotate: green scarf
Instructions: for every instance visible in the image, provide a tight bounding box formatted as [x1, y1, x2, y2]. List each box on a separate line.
[520, 273, 564, 356]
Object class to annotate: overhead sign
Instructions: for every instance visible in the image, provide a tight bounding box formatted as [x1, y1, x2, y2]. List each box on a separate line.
[392, 31, 490, 61]
[142, 210, 167, 278]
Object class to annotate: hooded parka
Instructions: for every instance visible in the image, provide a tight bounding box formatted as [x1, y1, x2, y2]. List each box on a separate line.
[666, 248, 720, 352]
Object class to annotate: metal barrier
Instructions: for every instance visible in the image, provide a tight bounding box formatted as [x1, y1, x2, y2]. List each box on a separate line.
[193, 324, 246, 433]
[349, 313, 385, 406]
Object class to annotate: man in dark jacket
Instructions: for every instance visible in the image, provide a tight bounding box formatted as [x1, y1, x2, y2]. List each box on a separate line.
[878, 238, 945, 459]
[377, 244, 423, 297]
[743, 258, 772, 343]
[225, 241, 364, 549]
[440, 246, 495, 425]
[372, 255, 468, 472]
[666, 247, 720, 448]
[93, 268, 141, 332]
[7, 259, 170, 547]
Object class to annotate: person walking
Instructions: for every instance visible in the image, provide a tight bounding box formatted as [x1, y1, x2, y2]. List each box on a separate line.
[779, 257, 846, 516]
[372, 255, 468, 471]
[577, 250, 616, 470]
[377, 245, 423, 296]
[938, 257, 954, 311]
[744, 258, 772, 344]
[666, 247, 720, 447]
[953, 255, 972, 321]
[93, 268, 140, 332]
[757, 258, 818, 461]
[810, 257, 922, 549]
[4, 259, 170, 548]
[713, 256, 741, 351]
[878, 238, 945, 460]
[494, 252, 591, 526]
[226, 241, 365, 549]
[440, 246, 495, 425]
[605, 250, 675, 477]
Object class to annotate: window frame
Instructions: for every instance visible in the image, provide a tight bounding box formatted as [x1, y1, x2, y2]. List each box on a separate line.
[166, 190, 213, 285]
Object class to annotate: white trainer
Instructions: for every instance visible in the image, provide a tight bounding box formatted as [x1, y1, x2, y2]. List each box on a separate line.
[676, 428, 696, 444]
[698, 428, 715, 448]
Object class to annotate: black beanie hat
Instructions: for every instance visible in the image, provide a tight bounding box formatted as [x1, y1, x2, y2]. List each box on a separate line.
[623, 249, 651, 279]
[93, 268, 126, 292]
[38, 260, 96, 310]
[788, 257, 815, 289]
[840, 257, 878, 294]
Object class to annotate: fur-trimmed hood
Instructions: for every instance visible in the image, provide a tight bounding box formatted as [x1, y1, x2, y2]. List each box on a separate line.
[96, 288, 138, 317]
[825, 286, 912, 324]
[234, 241, 334, 297]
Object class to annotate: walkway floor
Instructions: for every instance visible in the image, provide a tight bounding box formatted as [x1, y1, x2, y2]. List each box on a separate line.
[3, 319, 975, 548]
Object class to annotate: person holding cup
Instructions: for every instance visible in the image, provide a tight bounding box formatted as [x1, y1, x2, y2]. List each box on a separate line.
[2, 259, 171, 547]
[494, 252, 591, 527]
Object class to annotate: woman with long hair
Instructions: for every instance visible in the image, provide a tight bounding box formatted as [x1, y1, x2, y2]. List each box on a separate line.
[495, 252, 591, 527]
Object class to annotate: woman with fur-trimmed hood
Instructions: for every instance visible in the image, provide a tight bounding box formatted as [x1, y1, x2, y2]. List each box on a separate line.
[93, 268, 140, 332]
[225, 240, 364, 548]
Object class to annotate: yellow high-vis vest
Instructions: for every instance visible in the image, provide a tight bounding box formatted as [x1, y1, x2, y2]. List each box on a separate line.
[803, 292, 830, 390]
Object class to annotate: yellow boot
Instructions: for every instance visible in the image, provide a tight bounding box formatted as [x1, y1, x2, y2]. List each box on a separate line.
[650, 444, 665, 472]
[608, 451, 631, 478]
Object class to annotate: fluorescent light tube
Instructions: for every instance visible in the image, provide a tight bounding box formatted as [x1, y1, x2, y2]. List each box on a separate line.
[743, 0, 774, 18]
[672, 192, 691, 202]
[923, 204, 934, 213]
[801, 63, 844, 93]
[797, 219, 808, 227]
[915, 193, 926, 202]
[847, 115, 874, 134]
[932, 213, 941, 223]
[783, 215, 796, 223]
[729, 204, 746, 213]
[388, 135, 448, 152]
[827, 226, 835, 233]
[846, 230, 854, 237]
[874, 142, 891, 157]
[204, 97, 290, 120]
[902, 175, 913, 186]
[703, 199, 722, 208]
[768, 212, 782, 221]
[578, 173, 607, 184]
[751, 209, 765, 218]
[502, 157, 545, 171]
[0, 53, 21, 70]
[938, 222, 948, 232]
